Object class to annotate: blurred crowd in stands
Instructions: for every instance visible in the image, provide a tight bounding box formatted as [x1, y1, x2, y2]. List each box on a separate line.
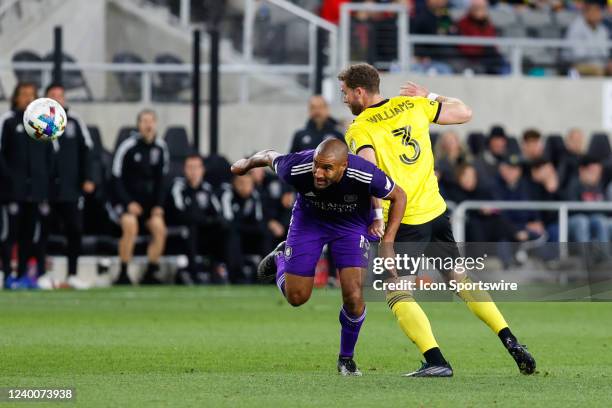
[2, 77, 612, 288]
[217, 0, 612, 77]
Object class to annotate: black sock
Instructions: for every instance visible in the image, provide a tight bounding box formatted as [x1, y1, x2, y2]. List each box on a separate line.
[498, 327, 517, 348]
[423, 347, 448, 366]
[120, 262, 128, 275]
[146, 262, 159, 274]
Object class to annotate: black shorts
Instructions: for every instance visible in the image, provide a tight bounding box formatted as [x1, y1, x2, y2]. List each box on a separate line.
[394, 213, 460, 277]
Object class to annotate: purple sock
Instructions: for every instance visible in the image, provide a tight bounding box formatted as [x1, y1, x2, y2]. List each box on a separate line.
[339, 305, 366, 358]
[274, 252, 286, 297]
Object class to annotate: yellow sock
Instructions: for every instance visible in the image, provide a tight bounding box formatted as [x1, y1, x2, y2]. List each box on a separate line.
[455, 277, 508, 334]
[387, 291, 439, 353]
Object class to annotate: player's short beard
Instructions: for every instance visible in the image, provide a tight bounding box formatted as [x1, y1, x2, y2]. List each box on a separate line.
[349, 101, 364, 115]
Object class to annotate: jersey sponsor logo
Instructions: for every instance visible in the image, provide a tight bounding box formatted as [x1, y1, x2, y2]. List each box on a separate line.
[366, 100, 414, 123]
[305, 191, 316, 197]
[392, 126, 420, 165]
[344, 194, 358, 203]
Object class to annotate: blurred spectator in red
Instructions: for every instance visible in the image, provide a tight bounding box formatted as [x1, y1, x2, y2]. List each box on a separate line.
[456, 0, 508, 74]
[565, 0, 612, 76]
[320, 0, 350, 24]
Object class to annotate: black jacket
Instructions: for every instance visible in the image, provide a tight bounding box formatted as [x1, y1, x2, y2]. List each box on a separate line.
[219, 186, 265, 236]
[111, 132, 169, 208]
[0, 109, 54, 202]
[167, 177, 223, 226]
[289, 118, 344, 153]
[50, 110, 94, 202]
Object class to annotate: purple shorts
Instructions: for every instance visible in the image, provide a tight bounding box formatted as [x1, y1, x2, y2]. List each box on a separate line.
[282, 210, 371, 277]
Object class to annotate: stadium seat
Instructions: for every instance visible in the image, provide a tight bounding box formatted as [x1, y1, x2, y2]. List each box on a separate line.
[12, 50, 43, 89]
[164, 126, 192, 179]
[112, 52, 145, 101]
[42, 52, 93, 100]
[553, 10, 578, 29]
[544, 134, 565, 166]
[152, 53, 190, 102]
[164, 126, 192, 161]
[587, 132, 612, 161]
[489, 7, 518, 30]
[204, 154, 232, 189]
[506, 136, 521, 155]
[114, 126, 138, 152]
[467, 132, 486, 155]
[519, 9, 552, 31]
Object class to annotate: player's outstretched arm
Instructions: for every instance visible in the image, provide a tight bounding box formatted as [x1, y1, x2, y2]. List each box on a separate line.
[231, 149, 281, 175]
[381, 184, 406, 243]
[399, 81, 472, 125]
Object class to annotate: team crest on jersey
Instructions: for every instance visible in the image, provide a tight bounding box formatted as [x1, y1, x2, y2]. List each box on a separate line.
[150, 149, 160, 165]
[301, 134, 312, 144]
[284, 245, 292, 259]
[16, 124, 24, 133]
[134, 153, 142, 162]
[344, 194, 358, 203]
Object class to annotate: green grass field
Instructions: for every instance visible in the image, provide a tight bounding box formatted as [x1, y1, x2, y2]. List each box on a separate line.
[1, 286, 611, 407]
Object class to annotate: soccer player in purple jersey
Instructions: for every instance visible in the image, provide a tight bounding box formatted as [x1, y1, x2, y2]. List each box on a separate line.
[231, 139, 406, 376]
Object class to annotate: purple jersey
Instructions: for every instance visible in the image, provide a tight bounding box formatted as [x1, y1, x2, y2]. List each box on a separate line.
[272, 150, 395, 230]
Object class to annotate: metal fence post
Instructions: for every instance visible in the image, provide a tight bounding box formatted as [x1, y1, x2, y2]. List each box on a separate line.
[141, 71, 152, 104]
[558, 204, 569, 260]
[180, 0, 190, 26]
[241, 0, 255, 103]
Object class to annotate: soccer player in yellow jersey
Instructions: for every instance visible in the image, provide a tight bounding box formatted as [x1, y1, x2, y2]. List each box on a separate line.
[339, 63, 536, 377]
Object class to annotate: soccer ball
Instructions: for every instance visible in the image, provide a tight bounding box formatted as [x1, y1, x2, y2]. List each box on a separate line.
[23, 97, 67, 142]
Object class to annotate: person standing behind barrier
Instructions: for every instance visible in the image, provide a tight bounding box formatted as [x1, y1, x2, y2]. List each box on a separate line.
[289, 95, 345, 153]
[111, 109, 169, 285]
[45, 83, 96, 289]
[0, 82, 54, 289]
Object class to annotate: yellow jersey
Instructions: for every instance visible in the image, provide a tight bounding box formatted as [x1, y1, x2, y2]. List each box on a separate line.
[345, 96, 446, 225]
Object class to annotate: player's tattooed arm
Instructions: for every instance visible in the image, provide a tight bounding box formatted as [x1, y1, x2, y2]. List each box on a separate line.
[381, 184, 406, 243]
[231, 149, 281, 175]
[356, 146, 386, 238]
[399, 81, 472, 125]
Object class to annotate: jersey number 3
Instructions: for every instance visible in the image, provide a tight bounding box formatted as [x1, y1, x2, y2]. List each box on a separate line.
[392, 126, 420, 165]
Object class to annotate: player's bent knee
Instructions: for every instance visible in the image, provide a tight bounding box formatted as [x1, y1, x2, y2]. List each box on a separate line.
[286, 290, 311, 307]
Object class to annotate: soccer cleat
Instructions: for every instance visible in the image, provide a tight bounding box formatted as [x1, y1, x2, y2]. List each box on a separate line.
[257, 241, 285, 283]
[337, 357, 362, 376]
[402, 361, 453, 377]
[505, 339, 536, 375]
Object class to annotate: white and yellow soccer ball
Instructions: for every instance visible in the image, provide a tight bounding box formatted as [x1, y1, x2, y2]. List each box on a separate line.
[23, 97, 67, 142]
